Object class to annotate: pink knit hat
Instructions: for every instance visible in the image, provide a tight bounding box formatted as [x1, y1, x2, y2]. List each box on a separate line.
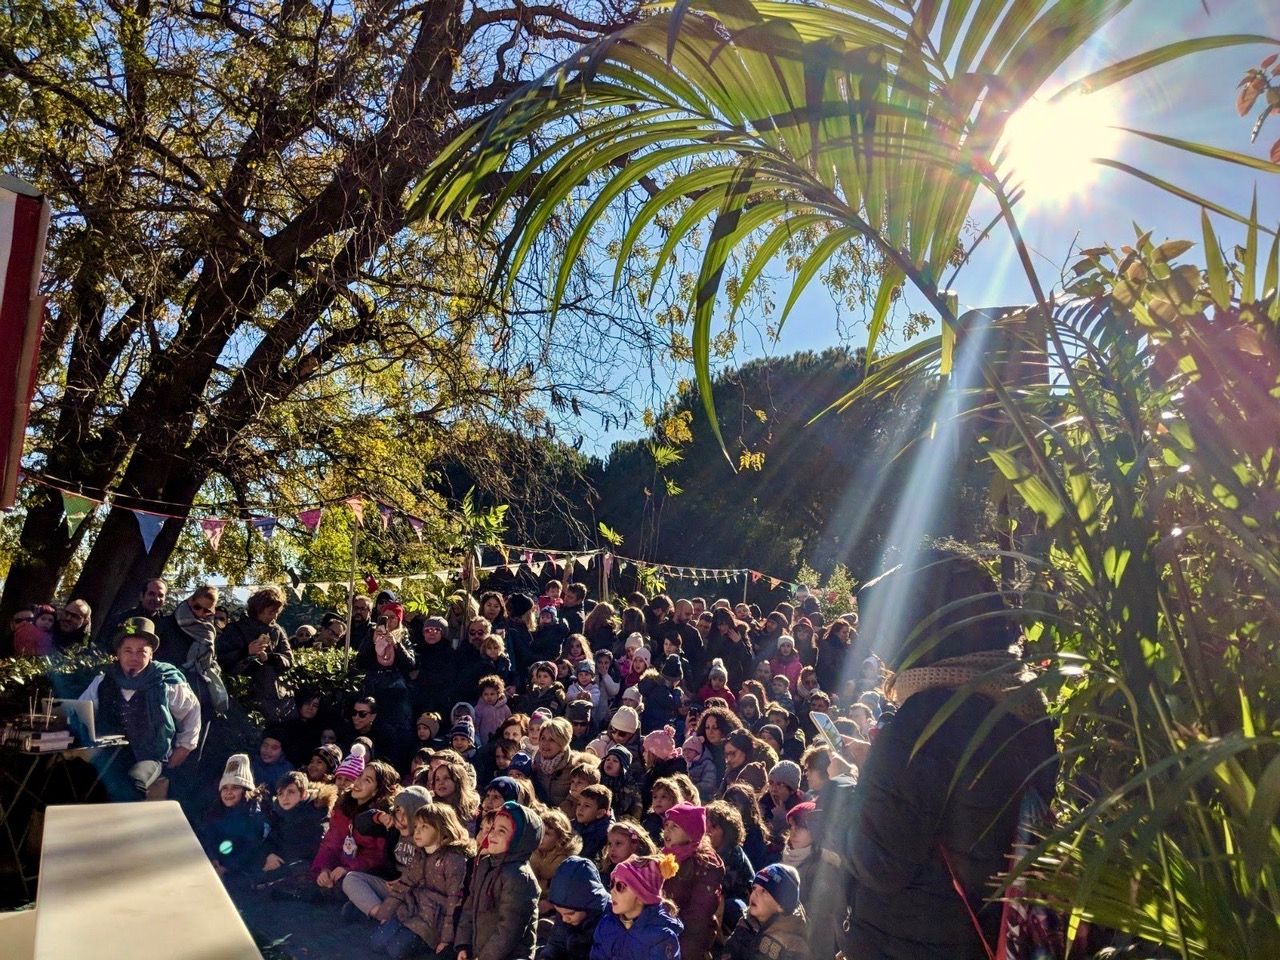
[611, 854, 678, 905]
[642, 725, 678, 761]
[334, 750, 365, 782]
[662, 802, 707, 846]
[682, 735, 704, 760]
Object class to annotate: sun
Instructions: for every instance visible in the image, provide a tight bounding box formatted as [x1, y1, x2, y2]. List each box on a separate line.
[997, 93, 1123, 208]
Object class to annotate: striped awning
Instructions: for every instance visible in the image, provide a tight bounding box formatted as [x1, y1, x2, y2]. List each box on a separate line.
[0, 175, 51, 509]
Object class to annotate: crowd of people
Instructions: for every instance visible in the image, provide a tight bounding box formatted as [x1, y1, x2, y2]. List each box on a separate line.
[9, 553, 1056, 960]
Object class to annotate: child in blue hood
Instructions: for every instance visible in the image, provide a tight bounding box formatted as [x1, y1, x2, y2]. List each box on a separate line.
[537, 856, 610, 960]
[456, 800, 543, 960]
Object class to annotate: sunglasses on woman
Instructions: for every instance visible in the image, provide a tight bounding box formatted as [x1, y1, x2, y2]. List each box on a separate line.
[611, 880, 630, 893]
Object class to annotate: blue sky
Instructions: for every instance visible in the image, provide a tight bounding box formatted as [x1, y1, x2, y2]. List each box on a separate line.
[587, 0, 1280, 456]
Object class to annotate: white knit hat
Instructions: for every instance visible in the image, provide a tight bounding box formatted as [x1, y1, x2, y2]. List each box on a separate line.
[219, 753, 255, 791]
[610, 705, 641, 734]
[709, 657, 729, 683]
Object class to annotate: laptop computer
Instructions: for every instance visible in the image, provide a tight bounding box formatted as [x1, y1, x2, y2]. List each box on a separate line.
[49, 699, 96, 746]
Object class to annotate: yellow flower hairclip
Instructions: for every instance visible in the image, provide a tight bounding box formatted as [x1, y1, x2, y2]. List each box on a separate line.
[659, 853, 679, 880]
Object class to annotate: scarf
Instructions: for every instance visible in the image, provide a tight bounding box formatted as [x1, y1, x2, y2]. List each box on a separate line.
[98, 660, 185, 761]
[663, 838, 700, 865]
[782, 843, 812, 869]
[536, 748, 569, 779]
[890, 649, 1047, 723]
[174, 600, 229, 716]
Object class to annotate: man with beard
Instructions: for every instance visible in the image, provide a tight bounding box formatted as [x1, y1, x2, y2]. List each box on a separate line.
[655, 597, 704, 687]
[102, 578, 168, 646]
[53, 599, 92, 650]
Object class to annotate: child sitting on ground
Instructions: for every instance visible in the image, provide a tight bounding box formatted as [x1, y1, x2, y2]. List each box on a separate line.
[253, 728, 293, 792]
[662, 802, 725, 960]
[531, 808, 582, 916]
[573, 783, 614, 862]
[260, 771, 333, 888]
[199, 753, 268, 885]
[601, 820, 657, 883]
[342, 785, 432, 920]
[721, 864, 811, 960]
[599, 745, 643, 820]
[306, 744, 343, 784]
[538, 856, 610, 960]
[371, 802, 474, 959]
[588, 854, 682, 960]
[456, 802, 544, 960]
[474, 674, 512, 747]
[310, 760, 399, 901]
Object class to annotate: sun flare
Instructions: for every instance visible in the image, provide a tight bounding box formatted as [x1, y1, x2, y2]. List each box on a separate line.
[997, 93, 1123, 207]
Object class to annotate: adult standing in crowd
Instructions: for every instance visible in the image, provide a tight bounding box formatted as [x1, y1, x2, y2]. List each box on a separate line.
[79, 617, 201, 799]
[348, 594, 374, 652]
[357, 601, 415, 768]
[52, 599, 92, 650]
[154, 583, 229, 720]
[412, 614, 460, 717]
[848, 552, 1057, 959]
[217, 586, 295, 723]
[103, 577, 168, 643]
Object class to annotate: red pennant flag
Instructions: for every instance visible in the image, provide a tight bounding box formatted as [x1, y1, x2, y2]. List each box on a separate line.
[751, 570, 762, 583]
[345, 496, 365, 526]
[298, 508, 323, 532]
[364, 575, 379, 594]
[200, 518, 226, 552]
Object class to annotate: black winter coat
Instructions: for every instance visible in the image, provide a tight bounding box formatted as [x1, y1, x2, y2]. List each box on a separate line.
[848, 686, 1056, 960]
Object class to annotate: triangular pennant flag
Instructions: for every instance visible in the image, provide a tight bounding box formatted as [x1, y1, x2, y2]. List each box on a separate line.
[384, 577, 402, 589]
[522, 550, 534, 564]
[377, 503, 393, 532]
[768, 577, 781, 589]
[134, 511, 165, 554]
[60, 491, 99, 535]
[297, 508, 323, 532]
[434, 570, 452, 584]
[201, 518, 227, 552]
[290, 583, 306, 600]
[345, 496, 365, 526]
[314, 582, 331, 593]
[249, 516, 278, 540]
[364, 575, 379, 594]
[498, 544, 510, 565]
[501, 565, 515, 575]
[603, 554, 613, 582]
[529, 561, 545, 577]
[407, 516, 424, 541]
[578, 553, 594, 570]
[751, 570, 762, 583]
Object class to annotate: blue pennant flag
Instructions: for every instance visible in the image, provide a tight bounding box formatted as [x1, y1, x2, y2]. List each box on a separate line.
[134, 512, 165, 554]
[250, 516, 278, 540]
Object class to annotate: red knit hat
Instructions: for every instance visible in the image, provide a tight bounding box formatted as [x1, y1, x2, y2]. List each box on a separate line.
[662, 802, 706, 846]
[611, 854, 678, 905]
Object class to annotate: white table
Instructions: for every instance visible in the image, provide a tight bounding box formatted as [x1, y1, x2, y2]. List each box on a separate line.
[34, 801, 261, 959]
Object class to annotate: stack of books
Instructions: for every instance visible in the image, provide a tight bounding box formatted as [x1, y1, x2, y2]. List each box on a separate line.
[2, 711, 74, 753]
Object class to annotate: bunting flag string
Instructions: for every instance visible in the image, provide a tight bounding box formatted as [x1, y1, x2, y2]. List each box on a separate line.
[134, 511, 165, 554]
[201, 518, 226, 552]
[60, 491, 99, 535]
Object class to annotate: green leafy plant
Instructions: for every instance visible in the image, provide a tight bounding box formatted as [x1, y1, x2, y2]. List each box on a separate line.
[408, 2, 1280, 956]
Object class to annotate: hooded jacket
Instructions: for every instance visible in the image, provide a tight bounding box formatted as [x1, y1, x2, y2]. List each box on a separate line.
[539, 857, 609, 960]
[589, 902, 683, 960]
[514, 681, 568, 718]
[311, 802, 389, 878]
[475, 692, 513, 746]
[199, 793, 268, 876]
[457, 803, 544, 960]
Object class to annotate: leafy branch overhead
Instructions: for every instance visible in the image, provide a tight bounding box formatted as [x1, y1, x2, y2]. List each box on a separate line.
[412, 0, 1278, 463]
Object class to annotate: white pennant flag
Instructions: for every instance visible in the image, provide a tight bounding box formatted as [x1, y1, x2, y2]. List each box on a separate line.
[529, 561, 545, 576]
[314, 581, 331, 593]
[385, 577, 403, 589]
[435, 570, 452, 584]
[290, 583, 306, 600]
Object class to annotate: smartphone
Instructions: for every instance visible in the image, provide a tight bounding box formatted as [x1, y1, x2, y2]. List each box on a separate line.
[377, 615, 388, 628]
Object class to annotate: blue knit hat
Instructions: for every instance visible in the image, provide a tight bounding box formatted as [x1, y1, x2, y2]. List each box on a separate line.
[508, 752, 534, 778]
[449, 716, 475, 746]
[485, 777, 521, 803]
[752, 863, 802, 914]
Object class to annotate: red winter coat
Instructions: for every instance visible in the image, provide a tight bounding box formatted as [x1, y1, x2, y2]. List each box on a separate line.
[664, 841, 725, 960]
[311, 803, 388, 878]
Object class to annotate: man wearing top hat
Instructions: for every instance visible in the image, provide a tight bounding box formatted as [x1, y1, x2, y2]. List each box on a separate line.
[79, 616, 202, 799]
